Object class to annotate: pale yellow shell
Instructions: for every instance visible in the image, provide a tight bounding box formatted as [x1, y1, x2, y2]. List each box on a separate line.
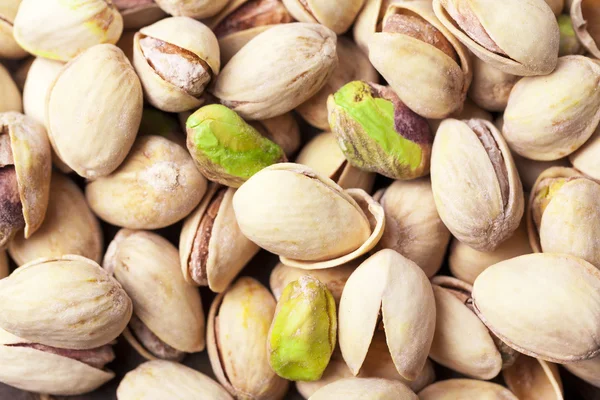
[283, 0, 366, 34]
[22, 57, 64, 128]
[154, 0, 229, 19]
[570, 124, 600, 180]
[468, 56, 519, 112]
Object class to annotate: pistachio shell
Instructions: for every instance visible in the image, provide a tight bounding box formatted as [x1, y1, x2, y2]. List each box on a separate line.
[503, 356, 564, 400]
[0, 64, 22, 113]
[309, 377, 418, 400]
[419, 379, 517, 400]
[114, 0, 166, 30]
[283, 0, 365, 34]
[0, 0, 28, 59]
[13, 0, 123, 61]
[564, 356, 600, 388]
[570, 125, 600, 180]
[0, 250, 7, 278]
[0, 255, 132, 350]
[208, 277, 288, 400]
[353, 0, 399, 55]
[472, 253, 600, 362]
[86, 135, 208, 230]
[154, 0, 229, 18]
[571, 0, 600, 58]
[339, 249, 436, 381]
[47, 44, 143, 179]
[22, 57, 64, 128]
[468, 56, 519, 112]
[117, 360, 233, 400]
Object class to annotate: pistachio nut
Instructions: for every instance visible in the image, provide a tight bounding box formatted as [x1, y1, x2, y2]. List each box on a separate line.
[8, 173, 102, 266]
[297, 37, 378, 130]
[104, 230, 204, 361]
[571, 119, 600, 180]
[0, 64, 22, 114]
[232, 163, 385, 269]
[113, 0, 166, 30]
[564, 355, 600, 388]
[369, 1, 472, 119]
[431, 118, 524, 251]
[510, 151, 570, 192]
[559, 14, 584, 56]
[86, 135, 208, 230]
[339, 249, 436, 381]
[309, 377, 418, 400]
[208, 277, 288, 399]
[117, 360, 233, 400]
[374, 178, 451, 278]
[0, 327, 115, 395]
[250, 112, 301, 158]
[328, 81, 433, 179]
[268, 275, 337, 381]
[0, 250, 7, 279]
[283, 0, 365, 34]
[352, 0, 397, 55]
[133, 17, 220, 113]
[296, 132, 375, 192]
[0, 255, 132, 350]
[13, 0, 123, 61]
[179, 184, 260, 292]
[503, 56, 600, 161]
[432, 0, 559, 76]
[47, 44, 143, 179]
[468, 56, 519, 112]
[0, 112, 51, 249]
[503, 356, 564, 400]
[0, 0, 28, 59]
[22, 57, 64, 128]
[571, 0, 600, 58]
[186, 104, 286, 187]
[419, 379, 518, 400]
[546, 0, 565, 15]
[154, 0, 230, 19]
[472, 253, 600, 362]
[428, 97, 493, 134]
[212, 23, 338, 120]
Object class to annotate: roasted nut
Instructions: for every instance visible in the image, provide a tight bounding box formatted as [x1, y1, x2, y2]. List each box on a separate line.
[154, 0, 230, 19]
[283, 0, 365, 34]
[22, 57, 64, 128]
[559, 14, 584, 56]
[468, 56, 519, 112]
[570, 121, 600, 180]
[564, 356, 600, 389]
[503, 356, 564, 399]
[113, 0, 166, 30]
[0, 0, 28, 59]
[419, 379, 518, 400]
[309, 377, 418, 400]
[571, 0, 600, 58]
[0, 64, 22, 113]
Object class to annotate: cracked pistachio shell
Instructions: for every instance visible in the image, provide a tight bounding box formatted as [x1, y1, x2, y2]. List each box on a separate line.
[468, 57, 519, 112]
[472, 253, 600, 362]
[297, 37, 378, 130]
[558, 14, 584, 56]
[133, 17, 220, 113]
[8, 173, 102, 266]
[0, 64, 22, 113]
[570, 119, 600, 180]
[208, 277, 288, 400]
[212, 23, 338, 120]
[13, 0, 123, 61]
[353, 0, 409, 55]
[419, 379, 517, 400]
[432, 0, 559, 76]
[374, 178, 450, 278]
[0, 255, 132, 350]
[431, 118, 524, 251]
[0, 251, 7, 278]
[328, 81, 433, 179]
[22, 57, 64, 128]
[117, 360, 233, 400]
[571, 0, 600, 58]
[339, 249, 436, 381]
[283, 0, 365, 34]
[154, 0, 229, 18]
[86, 135, 208, 230]
[113, 0, 166, 30]
[179, 184, 260, 292]
[47, 44, 143, 179]
[503, 56, 600, 161]
[565, 356, 600, 388]
[232, 163, 385, 269]
[369, 1, 472, 119]
[0, 0, 27, 59]
[186, 104, 286, 187]
[296, 132, 375, 192]
[309, 378, 417, 400]
[0, 328, 114, 395]
[503, 356, 564, 400]
[252, 112, 301, 158]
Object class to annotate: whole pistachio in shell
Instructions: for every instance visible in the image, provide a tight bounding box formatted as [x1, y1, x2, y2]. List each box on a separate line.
[113, 0, 166, 30]
[339, 249, 436, 382]
[419, 379, 518, 400]
[8, 173, 102, 266]
[0, 64, 22, 113]
[564, 355, 600, 389]
[117, 360, 233, 400]
[571, 0, 600, 58]
[86, 135, 208, 230]
[309, 377, 417, 400]
[432, 0, 559, 76]
[212, 22, 337, 120]
[208, 277, 288, 399]
[369, 1, 472, 119]
[0, 250, 7, 278]
[283, 0, 365, 34]
[0, 112, 51, 249]
[468, 56, 519, 112]
[179, 184, 260, 292]
[503, 356, 564, 400]
[186, 104, 286, 187]
[570, 124, 600, 180]
[13, 0, 123, 61]
[0, 0, 28, 59]
[22, 57, 64, 128]
[250, 112, 301, 158]
[431, 118, 524, 251]
[472, 253, 600, 362]
[328, 81, 433, 180]
[133, 17, 220, 113]
[558, 14, 584, 56]
[47, 44, 143, 179]
[154, 0, 230, 18]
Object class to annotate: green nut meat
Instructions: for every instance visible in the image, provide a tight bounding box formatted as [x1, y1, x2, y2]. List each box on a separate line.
[186, 104, 286, 187]
[327, 81, 432, 180]
[267, 275, 337, 382]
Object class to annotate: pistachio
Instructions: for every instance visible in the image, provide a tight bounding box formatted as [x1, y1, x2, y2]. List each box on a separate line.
[503, 356, 564, 400]
[0, 250, 7, 278]
[570, 124, 600, 180]
[0, 0, 28, 59]
[468, 56, 519, 112]
[22, 57, 64, 128]
[133, 17, 220, 113]
[283, 0, 365, 34]
[208, 277, 288, 399]
[353, 0, 394, 54]
[419, 379, 518, 400]
[328, 81, 433, 179]
[154, 0, 230, 19]
[433, 0, 559, 76]
[117, 360, 233, 400]
[180, 184, 260, 292]
[86, 135, 208, 230]
[113, 0, 166, 30]
[559, 14, 584, 56]
[0, 64, 22, 113]
[186, 104, 286, 187]
[431, 118, 524, 251]
[309, 377, 418, 400]
[339, 249, 436, 381]
[212, 23, 337, 120]
[250, 112, 301, 158]
[571, 0, 600, 58]
[472, 253, 600, 362]
[8, 173, 102, 266]
[564, 356, 600, 388]
[13, 0, 123, 61]
[268, 275, 337, 381]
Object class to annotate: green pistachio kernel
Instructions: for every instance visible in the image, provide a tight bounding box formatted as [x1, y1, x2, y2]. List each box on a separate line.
[186, 104, 286, 187]
[267, 275, 337, 382]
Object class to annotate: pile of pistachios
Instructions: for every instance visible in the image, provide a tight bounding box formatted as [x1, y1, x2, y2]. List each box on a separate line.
[1, 0, 600, 399]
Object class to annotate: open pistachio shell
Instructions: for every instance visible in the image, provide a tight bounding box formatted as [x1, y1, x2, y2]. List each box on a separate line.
[571, 0, 600, 58]
[113, 0, 166, 30]
[419, 379, 517, 400]
[0, 0, 28, 59]
[154, 0, 230, 18]
[565, 356, 600, 388]
[468, 56, 519, 112]
[503, 356, 564, 400]
[570, 124, 600, 180]
[0, 250, 7, 278]
[353, 0, 402, 55]
[0, 64, 22, 113]
[283, 0, 365, 34]
[309, 377, 418, 400]
[22, 57, 64, 128]
[472, 253, 600, 362]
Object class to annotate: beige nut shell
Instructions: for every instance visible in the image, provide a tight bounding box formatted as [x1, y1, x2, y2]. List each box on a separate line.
[154, 0, 230, 19]
[22, 57, 64, 128]
[283, 0, 366, 34]
[419, 379, 517, 400]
